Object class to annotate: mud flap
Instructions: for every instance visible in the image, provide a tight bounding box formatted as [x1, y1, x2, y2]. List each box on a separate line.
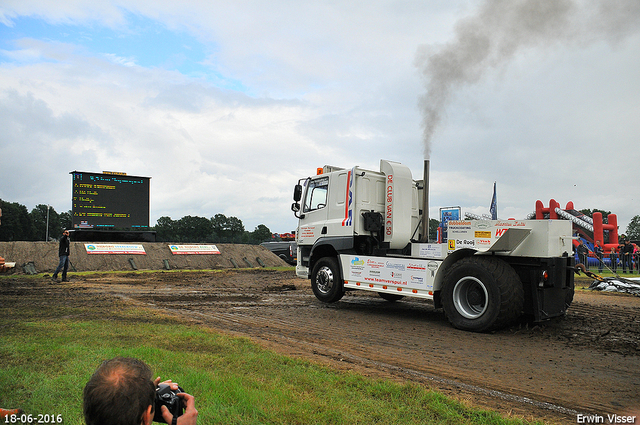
[531, 257, 574, 322]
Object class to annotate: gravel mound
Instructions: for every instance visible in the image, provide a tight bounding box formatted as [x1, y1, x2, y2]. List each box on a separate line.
[0, 242, 288, 274]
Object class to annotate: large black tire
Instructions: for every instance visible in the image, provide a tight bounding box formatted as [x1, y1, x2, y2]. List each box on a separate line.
[441, 256, 524, 332]
[311, 257, 344, 303]
[378, 292, 404, 302]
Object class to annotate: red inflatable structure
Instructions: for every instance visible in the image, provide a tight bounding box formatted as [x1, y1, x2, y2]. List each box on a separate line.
[535, 200, 620, 252]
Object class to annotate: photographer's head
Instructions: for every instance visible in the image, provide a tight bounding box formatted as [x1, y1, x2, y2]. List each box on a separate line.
[83, 357, 156, 425]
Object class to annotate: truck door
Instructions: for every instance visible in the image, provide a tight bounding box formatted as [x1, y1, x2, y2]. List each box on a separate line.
[297, 176, 329, 246]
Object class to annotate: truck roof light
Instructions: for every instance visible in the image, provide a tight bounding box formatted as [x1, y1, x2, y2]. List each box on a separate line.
[317, 168, 323, 175]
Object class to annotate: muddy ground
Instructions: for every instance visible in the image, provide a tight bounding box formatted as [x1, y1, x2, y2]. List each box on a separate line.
[2, 269, 639, 424]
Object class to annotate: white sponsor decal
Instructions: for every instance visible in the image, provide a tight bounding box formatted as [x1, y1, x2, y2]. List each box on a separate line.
[169, 245, 221, 255]
[85, 243, 146, 255]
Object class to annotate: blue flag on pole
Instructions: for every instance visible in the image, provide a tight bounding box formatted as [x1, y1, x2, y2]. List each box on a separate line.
[489, 182, 497, 220]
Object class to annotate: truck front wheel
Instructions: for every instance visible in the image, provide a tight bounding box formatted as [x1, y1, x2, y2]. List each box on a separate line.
[311, 257, 344, 303]
[441, 256, 524, 332]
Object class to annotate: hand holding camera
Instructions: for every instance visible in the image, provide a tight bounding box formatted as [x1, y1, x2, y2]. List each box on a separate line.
[154, 383, 184, 423]
[153, 380, 198, 425]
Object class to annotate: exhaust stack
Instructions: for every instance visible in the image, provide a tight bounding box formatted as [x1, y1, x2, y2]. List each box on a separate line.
[421, 159, 430, 243]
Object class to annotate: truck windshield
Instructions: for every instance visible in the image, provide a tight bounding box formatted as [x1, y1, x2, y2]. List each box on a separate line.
[303, 177, 328, 213]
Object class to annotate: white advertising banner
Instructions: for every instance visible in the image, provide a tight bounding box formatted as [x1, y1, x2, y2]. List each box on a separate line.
[84, 243, 146, 255]
[341, 255, 435, 291]
[168, 245, 221, 255]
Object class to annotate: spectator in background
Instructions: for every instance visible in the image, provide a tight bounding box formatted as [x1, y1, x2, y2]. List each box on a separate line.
[577, 242, 589, 269]
[621, 239, 634, 274]
[594, 240, 604, 273]
[609, 247, 617, 273]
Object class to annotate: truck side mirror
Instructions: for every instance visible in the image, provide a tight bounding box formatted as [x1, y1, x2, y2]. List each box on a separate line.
[293, 184, 303, 202]
[291, 202, 304, 219]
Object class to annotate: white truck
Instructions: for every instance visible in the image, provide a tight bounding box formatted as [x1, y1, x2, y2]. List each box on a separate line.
[291, 160, 575, 332]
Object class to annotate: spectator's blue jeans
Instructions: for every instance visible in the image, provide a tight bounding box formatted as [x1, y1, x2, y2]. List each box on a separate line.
[53, 255, 69, 280]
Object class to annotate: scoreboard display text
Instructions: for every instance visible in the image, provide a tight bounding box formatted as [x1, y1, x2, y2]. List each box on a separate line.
[71, 171, 150, 229]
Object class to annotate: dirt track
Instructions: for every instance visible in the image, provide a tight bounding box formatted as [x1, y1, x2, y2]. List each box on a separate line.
[3, 269, 640, 424]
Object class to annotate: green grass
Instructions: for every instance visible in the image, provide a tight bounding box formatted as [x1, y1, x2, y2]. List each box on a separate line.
[0, 278, 542, 425]
[578, 269, 639, 278]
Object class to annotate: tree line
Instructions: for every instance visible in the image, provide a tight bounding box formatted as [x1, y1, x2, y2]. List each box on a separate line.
[0, 199, 274, 244]
[0, 201, 71, 242]
[1, 198, 638, 243]
[154, 214, 272, 244]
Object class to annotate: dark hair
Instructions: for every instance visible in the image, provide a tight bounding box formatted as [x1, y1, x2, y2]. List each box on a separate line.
[83, 357, 156, 425]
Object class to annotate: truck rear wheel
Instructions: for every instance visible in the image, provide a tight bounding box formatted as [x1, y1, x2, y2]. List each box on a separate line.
[311, 257, 344, 303]
[441, 256, 524, 332]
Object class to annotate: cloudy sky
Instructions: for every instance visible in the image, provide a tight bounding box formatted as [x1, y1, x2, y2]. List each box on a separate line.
[1, 0, 639, 235]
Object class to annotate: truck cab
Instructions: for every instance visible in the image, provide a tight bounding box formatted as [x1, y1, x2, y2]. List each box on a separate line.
[292, 161, 421, 279]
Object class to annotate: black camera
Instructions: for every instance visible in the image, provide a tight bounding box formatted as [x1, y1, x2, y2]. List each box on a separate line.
[153, 383, 185, 423]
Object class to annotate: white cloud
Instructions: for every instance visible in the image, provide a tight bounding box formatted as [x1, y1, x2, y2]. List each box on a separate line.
[0, 0, 639, 236]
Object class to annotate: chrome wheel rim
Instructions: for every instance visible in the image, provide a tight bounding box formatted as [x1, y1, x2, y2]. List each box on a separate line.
[316, 266, 335, 295]
[452, 276, 488, 319]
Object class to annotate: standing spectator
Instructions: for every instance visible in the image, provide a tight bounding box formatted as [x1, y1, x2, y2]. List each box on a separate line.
[620, 239, 634, 274]
[594, 240, 604, 273]
[577, 242, 589, 269]
[52, 230, 70, 282]
[609, 247, 617, 273]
